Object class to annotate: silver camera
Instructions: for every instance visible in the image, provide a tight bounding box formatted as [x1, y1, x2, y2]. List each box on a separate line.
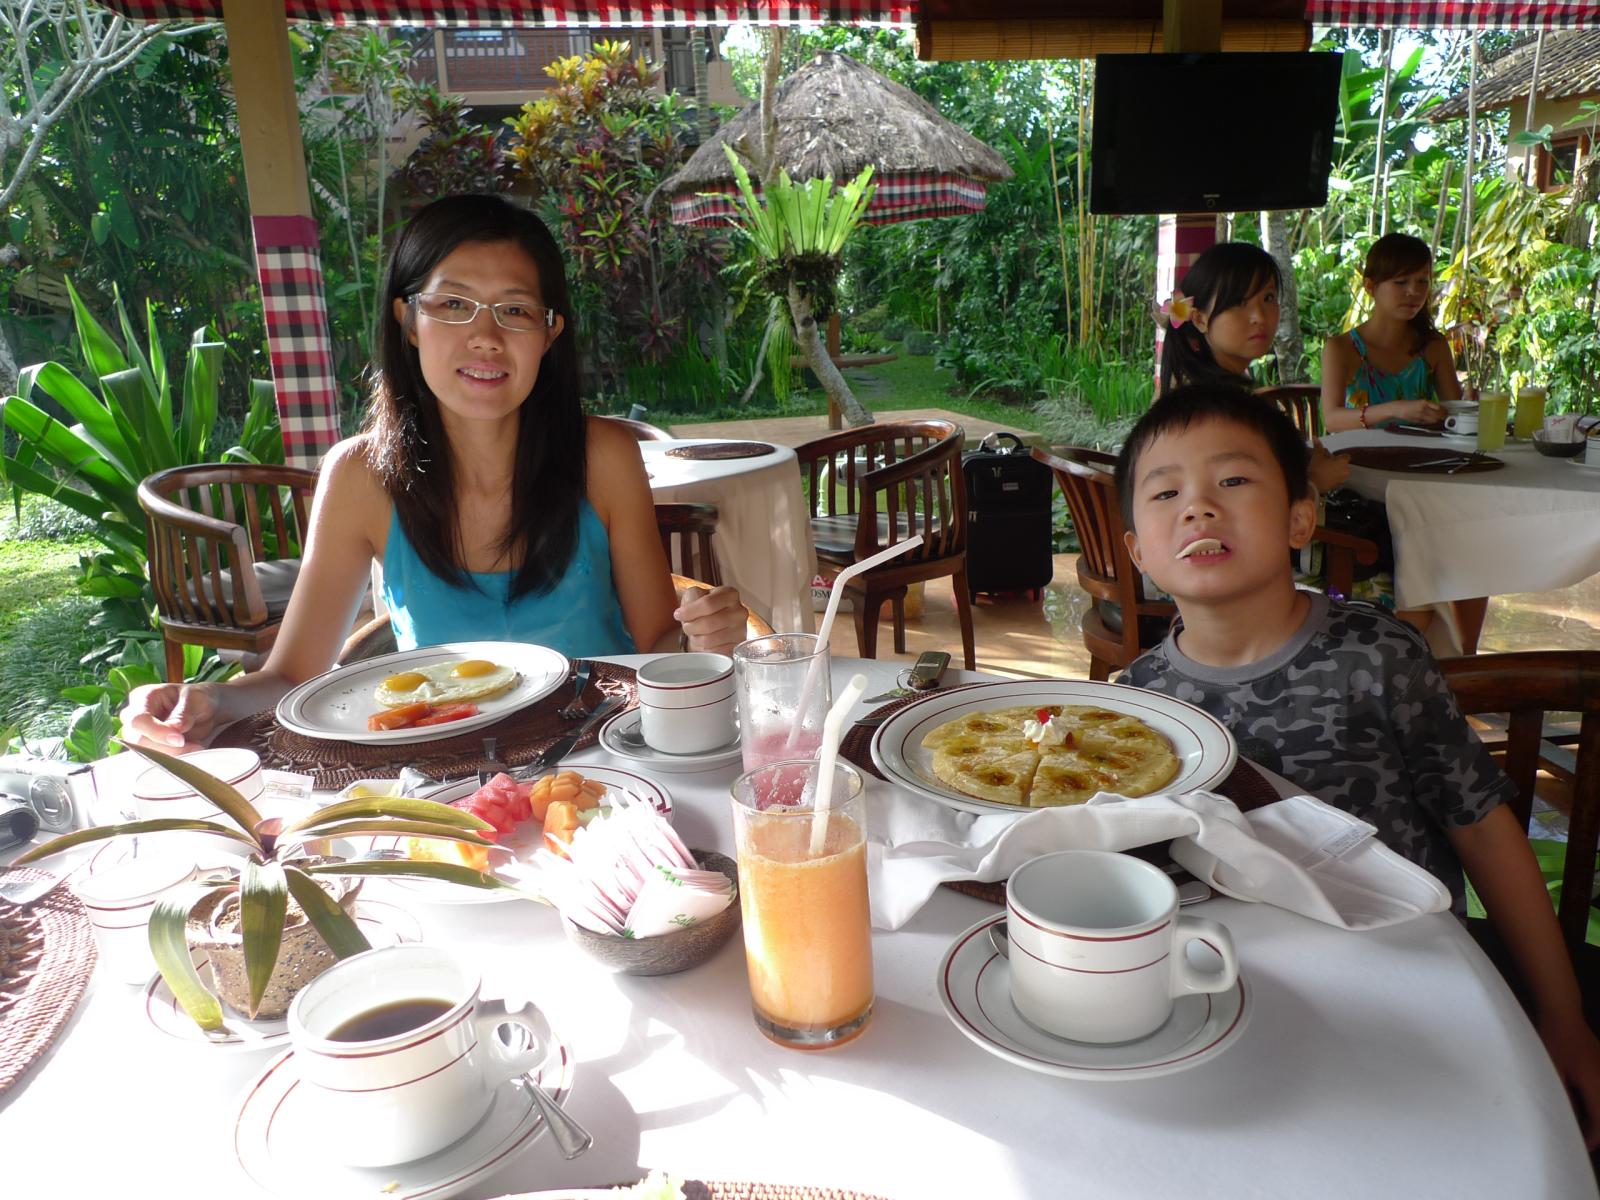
[0, 754, 100, 833]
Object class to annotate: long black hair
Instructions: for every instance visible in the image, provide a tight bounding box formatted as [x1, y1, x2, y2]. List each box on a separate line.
[365, 194, 585, 601]
[1363, 233, 1440, 356]
[1158, 242, 1281, 395]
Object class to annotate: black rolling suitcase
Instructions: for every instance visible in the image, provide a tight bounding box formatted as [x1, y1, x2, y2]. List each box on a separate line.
[961, 432, 1054, 600]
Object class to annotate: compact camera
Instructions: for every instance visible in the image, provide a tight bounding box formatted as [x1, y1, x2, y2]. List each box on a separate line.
[0, 754, 100, 833]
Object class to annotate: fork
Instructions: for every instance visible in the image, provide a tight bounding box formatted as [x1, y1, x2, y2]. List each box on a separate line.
[556, 661, 596, 721]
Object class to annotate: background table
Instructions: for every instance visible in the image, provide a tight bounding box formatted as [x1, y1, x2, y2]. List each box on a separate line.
[1324, 429, 1600, 612]
[2, 656, 1592, 1199]
[643, 440, 818, 636]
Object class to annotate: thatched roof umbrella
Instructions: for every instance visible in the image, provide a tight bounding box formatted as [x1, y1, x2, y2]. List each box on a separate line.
[666, 52, 1012, 226]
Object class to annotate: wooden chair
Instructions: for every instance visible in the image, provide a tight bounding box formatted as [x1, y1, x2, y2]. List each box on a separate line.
[139, 464, 317, 682]
[795, 420, 974, 669]
[1439, 651, 1600, 961]
[602, 415, 672, 442]
[656, 503, 721, 584]
[1256, 384, 1323, 440]
[1033, 446, 1381, 680]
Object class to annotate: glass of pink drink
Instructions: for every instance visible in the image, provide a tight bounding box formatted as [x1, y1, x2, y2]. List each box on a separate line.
[732, 633, 831, 770]
[731, 759, 872, 1049]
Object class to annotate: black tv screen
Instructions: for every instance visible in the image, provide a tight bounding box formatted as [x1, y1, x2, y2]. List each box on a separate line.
[1089, 53, 1342, 215]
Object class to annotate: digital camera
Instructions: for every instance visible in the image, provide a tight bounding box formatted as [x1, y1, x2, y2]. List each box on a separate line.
[0, 755, 100, 833]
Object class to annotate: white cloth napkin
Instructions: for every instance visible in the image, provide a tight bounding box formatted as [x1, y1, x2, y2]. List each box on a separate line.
[867, 783, 1451, 931]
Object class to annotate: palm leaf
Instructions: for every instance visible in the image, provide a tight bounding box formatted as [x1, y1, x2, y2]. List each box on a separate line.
[65, 278, 130, 380]
[285, 819, 496, 845]
[145, 299, 171, 425]
[11, 367, 140, 488]
[284, 865, 370, 958]
[148, 880, 231, 1032]
[180, 330, 223, 463]
[124, 743, 266, 840]
[304, 859, 524, 893]
[240, 859, 288, 1016]
[13, 818, 256, 865]
[288, 796, 494, 838]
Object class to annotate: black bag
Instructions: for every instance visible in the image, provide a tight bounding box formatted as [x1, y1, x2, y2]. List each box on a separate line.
[961, 432, 1055, 600]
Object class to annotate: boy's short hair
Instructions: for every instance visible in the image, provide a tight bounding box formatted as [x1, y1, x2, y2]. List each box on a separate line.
[1115, 383, 1312, 527]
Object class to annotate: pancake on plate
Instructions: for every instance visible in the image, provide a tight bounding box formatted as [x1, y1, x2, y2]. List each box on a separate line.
[920, 704, 1180, 807]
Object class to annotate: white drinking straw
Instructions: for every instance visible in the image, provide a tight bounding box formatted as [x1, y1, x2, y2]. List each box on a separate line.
[809, 673, 868, 858]
[785, 533, 923, 752]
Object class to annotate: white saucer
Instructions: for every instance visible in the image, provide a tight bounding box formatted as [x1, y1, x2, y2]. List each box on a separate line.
[234, 1007, 575, 1200]
[142, 899, 422, 1050]
[936, 915, 1251, 1081]
[1567, 456, 1600, 472]
[597, 708, 743, 773]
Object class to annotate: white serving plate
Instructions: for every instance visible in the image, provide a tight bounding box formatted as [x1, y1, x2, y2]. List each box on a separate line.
[869, 679, 1237, 816]
[275, 641, 569, 746]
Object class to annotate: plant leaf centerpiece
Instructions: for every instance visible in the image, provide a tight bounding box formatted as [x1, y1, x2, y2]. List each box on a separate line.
[13, 744, 515, 1030]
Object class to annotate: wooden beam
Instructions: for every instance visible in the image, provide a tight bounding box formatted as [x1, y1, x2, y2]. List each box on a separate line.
[916, 17, 1307, 60]
[221, 0, 311, 217]
[1163, 0, 1222, 53]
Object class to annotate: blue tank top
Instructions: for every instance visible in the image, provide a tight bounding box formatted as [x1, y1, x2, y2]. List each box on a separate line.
[380, 500, 635, 658]
[1345, 328, 1434, 413]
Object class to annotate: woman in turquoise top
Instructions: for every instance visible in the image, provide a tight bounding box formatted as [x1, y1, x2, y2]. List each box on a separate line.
[1320, 233, 1460, 432]
[120, 194, 747, 752]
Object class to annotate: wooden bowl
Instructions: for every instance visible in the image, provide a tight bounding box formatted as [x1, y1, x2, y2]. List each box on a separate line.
[563, 850, 741, 976]
[1533, 433, 1585, 458]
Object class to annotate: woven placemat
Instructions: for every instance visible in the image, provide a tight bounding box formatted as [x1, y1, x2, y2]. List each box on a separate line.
[0, 871, 98, 1098]
[1343, 445, 1503, 474]
[213, 661, 638, 791]
[665, 441, 775, 461]
[685, 1185, 887, 1200]
[838, 692, 1282, 907]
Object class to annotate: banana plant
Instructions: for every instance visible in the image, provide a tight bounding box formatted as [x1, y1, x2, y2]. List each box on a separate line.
[14, 745, 513, 1028]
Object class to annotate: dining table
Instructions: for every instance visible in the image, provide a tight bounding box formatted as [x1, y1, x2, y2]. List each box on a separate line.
[0, 654, 1593, 1200]
[642, 439, 818, 637]
[1323, 428, 1600, 651]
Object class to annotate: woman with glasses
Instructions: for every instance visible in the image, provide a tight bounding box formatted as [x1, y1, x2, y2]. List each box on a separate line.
[120, 193, 746, 753]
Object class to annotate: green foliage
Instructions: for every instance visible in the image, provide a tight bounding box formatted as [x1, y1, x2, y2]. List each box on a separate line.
[393, 86, 509, 203]
[505, 40, 722, 397]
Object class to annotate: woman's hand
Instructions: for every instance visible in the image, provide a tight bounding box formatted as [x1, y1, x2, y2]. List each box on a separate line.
[1309, 443, 1351, 492]
[675, 585, 749, 655]
[1395, 398, 1446, 425]
[120, 683, 219, 754]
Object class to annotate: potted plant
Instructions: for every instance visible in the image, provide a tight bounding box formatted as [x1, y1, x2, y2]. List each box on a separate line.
[14, 745, 510, 1031]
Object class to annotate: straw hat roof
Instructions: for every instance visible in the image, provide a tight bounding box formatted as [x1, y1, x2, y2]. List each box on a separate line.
[665, 52, 1012, 191]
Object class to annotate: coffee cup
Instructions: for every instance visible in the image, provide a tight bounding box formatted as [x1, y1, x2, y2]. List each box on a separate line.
[72, 854, 201, 984]
[1444, 409, 1479, 435]
[635, 652, 737, 753]
[286, 944, 548, 1166]
[1005, 850, 1238, 1044]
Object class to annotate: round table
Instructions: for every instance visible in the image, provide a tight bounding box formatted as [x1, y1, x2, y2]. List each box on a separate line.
[3, 656, 1592, 1199]
[643, 439, 819, 636]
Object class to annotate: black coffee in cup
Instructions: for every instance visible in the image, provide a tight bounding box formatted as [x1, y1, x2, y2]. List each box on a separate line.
[327, 998, 452, 1042]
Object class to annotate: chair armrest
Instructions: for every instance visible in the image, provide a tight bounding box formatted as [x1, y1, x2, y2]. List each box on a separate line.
[338, 613, 396, 665]
[138, 482, 251, 544]
[1311, 525, 1379, 564]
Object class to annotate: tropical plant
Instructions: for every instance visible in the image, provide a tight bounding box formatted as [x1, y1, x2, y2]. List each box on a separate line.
[13, 744, 508, 1026]
[393, 86, 508, 205]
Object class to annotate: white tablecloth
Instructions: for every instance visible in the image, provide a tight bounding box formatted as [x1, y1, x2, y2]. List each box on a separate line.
[1324, 429, 1600, 609]
[643, 440, 818, 636]
[3, 657, 1592, 1199]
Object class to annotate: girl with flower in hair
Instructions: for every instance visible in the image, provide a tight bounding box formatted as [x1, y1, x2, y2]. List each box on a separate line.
[1320, 233, 1459, 432]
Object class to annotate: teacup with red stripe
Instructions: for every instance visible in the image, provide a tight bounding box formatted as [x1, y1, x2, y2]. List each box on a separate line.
[287, 944, 547, 1166]
[1005, 850, 1237, 1044]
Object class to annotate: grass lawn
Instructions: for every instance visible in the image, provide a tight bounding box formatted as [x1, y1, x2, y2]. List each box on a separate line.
[0, 522, 106, 743]
[645, 340, 1038, 432]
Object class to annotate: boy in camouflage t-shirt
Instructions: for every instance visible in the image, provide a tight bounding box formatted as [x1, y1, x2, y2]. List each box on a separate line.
[1114, 384, 1600, 1146]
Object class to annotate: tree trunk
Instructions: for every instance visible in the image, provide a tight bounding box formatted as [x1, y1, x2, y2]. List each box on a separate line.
[1371, 29, 1394, 237]
[788, 284, 871, 427]
[1260, 210, 1304, 383]
[0, 319, 19, 398]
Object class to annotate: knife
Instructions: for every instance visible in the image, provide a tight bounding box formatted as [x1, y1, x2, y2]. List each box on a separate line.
[511, 694, 626, 780]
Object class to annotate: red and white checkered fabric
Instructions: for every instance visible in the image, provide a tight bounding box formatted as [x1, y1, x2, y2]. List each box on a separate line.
[253, 217, 341, 469]
[670, 171, 989, 226]
[1306, 2, 1600, 28]
[94, 1, 914, 25]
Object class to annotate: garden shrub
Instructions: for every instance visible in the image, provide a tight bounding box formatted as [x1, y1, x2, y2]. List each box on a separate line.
[903, 330, 935, 356]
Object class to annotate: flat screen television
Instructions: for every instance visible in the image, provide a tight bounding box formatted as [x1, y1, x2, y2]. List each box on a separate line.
[1089, 53, 1342, 215]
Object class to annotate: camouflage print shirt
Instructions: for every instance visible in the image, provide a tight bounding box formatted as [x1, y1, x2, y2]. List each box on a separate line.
[1122, 593, 1514, 912]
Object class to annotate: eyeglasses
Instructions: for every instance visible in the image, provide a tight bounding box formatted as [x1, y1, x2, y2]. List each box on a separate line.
[407, 292, 555, 332]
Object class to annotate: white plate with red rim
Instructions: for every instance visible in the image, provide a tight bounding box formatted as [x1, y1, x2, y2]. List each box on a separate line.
[233, 1000, 575, 1200]
[365, 766, 674, 906]
[275, 641, 570, 746]
[140, 898, 422, 1052]
[937, 914, 1251, 1081]
[868, 679, 1237, 816]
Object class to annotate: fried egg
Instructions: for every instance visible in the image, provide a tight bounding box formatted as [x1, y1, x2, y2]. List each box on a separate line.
[372, 659, 519, 708]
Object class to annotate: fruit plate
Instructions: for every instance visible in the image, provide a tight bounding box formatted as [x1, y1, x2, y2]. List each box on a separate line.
[275, 641, 569, 746]
[868, 679, 1236, 816]
[366, 766, 674, 907]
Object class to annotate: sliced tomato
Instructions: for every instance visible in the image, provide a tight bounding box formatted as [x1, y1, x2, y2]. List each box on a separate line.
[368, 702, 433, 731]
[412, 702, 480, 727]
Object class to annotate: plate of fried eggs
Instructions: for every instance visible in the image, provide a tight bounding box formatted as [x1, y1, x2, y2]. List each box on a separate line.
[275, 640, 570, 744]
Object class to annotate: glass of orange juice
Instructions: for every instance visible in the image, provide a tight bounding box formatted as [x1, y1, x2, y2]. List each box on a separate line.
[731, 759, 872, 1049]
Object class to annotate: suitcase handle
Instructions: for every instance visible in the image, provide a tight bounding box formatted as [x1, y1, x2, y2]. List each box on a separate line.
[980, 431, 1028, 455]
